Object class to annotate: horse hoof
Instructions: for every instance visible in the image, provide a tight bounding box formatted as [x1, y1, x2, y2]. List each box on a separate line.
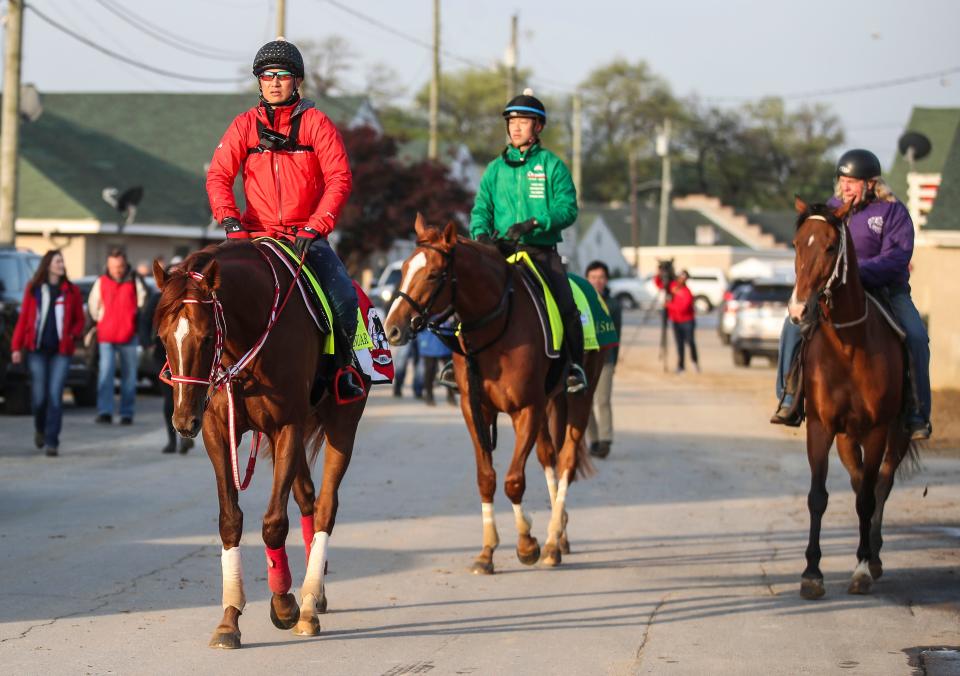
[269, 593, 300, 630]
[848, 573, 873, 595]
[559, 534, 571, 555]
[869, 561, 883, 580]
[208, 631, 241, 649]
[800, 577, 825, 600]
[540, 545, 561, 568]
[292, 617, 321, 637]
[471, 559, 495, 575]
[517, 542, 541, 566]
[317, 593, 328, 615]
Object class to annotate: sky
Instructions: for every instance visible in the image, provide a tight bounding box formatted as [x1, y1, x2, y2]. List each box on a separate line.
[6, 0, 960, 168]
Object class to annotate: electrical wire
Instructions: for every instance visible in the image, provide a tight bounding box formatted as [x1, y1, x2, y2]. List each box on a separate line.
[93, 0, 248, 62]
[25, 4, 248, 84]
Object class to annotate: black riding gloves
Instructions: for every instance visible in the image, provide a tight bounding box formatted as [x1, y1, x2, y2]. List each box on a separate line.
[476, 233, 495, 246]
[294, 236, 313, 257]
[505, 218, 538, 241]
[221, 217, 243, 237]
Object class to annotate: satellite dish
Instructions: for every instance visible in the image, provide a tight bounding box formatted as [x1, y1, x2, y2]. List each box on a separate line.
[898, 131, 932, 162]
[19, 83, 42, 122]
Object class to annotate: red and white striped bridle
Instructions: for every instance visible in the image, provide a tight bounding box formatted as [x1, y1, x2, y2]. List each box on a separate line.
[160, 246, 302, 491]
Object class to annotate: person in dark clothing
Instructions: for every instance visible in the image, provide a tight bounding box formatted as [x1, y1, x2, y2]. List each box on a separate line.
[10, 250, 85, 456]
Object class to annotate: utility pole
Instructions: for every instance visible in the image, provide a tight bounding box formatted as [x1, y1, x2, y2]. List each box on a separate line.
[571, 93, 582, 206]
[0, 0, 24, 247]
[276, 0, 286, 36]
[628, 146, 640, 275]
[505, 14, 517, 101]
[428, 0, 440, 160]
[656, 118, 672, 248]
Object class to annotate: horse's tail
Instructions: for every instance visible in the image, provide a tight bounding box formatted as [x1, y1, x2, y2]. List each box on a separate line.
[304, 406, 327, 466]
[574, 434, 596, 481]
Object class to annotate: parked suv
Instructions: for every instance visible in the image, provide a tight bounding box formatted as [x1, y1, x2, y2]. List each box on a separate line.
[606, 273, 657, 311]
[368, 261, 403, 311]
[0, 248, 97, 413]
[730, 280, 794, 367]
[684, 267, 728, 314]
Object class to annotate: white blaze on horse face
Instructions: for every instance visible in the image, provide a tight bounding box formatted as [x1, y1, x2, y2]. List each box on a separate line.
[173, 316, 190, 406]
[787, 286, 805, 322]
[481, 502, 500, 549]
[385, 251, 427, 325]
[300, 531, 330, 609]
[807, 234, 815, 247]
[512, 502, 532, 535]
[221, 546, 246, 611]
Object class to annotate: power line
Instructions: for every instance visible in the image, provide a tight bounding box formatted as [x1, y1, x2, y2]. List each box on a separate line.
[93, 0, 248, 62]
[709, 65, 960, 103]
[25, 4, 247, 85]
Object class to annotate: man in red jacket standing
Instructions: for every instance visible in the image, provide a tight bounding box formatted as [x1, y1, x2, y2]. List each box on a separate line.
[89, 248, 147, 424]
[206, 38, 363, 401]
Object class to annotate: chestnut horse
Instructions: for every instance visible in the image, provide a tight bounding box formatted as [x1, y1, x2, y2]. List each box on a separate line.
[789, 198, 917, 600]
[384, 216, 604, 574]
[153, 242, 367, 648]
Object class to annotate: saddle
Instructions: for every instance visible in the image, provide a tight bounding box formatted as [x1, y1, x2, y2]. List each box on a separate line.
[507, 250, 564, 358]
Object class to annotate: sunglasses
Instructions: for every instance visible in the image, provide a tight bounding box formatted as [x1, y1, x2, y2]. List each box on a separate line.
[258, 70, 294, 82]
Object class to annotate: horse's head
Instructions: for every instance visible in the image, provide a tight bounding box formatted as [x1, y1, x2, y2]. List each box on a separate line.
[383, 213, 458, 346]
[153, 257, 222, 438]
[789, 197, 854, 327]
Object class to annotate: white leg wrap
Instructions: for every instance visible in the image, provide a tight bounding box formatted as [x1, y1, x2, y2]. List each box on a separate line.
[512, 503, 532, 536]
[221, 546, 246, 611]
[544, 466, 558, 506]
[547, 471, 570, 544]
[300, 531, 330, 606]
[481, 502, 499, 549]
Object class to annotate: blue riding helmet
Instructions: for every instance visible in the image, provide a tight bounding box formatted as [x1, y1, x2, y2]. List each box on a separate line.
[503, 90, 547, 126]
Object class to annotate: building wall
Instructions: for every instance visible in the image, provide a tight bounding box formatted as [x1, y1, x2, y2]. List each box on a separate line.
[910, 242, 960, 390]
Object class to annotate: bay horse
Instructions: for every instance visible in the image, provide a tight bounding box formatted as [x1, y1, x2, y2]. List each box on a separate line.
[152, 242, 367, 648]
[383, 216, 604, 574]
[789, 197, 917, 600]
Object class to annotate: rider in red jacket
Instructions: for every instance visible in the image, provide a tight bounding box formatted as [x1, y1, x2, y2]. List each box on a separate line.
[206, 39, 363, 401]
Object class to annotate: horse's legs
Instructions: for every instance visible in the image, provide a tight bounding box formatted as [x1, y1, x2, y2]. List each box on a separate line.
[544, 396, 572, 554]
[294, 398, 362, 636]
[836, 434, 863, 493]
[869, 444, 899, 580]
[801, 419, 834, 600]
[504, 405, 545, 566]
[203, 424, 246, 649]
[261, 424, 303, 630]
[848, 426, 887, 595]
[464, 402, 498, 575]
[291, 452, 317, 566]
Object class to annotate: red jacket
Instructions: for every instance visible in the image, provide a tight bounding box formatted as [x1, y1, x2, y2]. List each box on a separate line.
[11, 280, 85, 356]
[666, 283, 695, 324]
[93, 274, 139, 344]
[206, 99, 352, 241]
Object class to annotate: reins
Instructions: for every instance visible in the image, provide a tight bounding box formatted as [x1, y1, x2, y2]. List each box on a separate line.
[160, 243, 307, 491]
[805, 214, 869, 331]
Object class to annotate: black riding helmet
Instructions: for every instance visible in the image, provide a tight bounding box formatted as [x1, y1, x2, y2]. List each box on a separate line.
[503, 88, 547, 126]
[836, 149, 882, 180]
[252, 38, 305, 78]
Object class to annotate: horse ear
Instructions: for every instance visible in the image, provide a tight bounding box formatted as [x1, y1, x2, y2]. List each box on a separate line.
[414, 212, 427, 237]
[201, 260, 221, 292]
[152, 259, 167, 289]
[794, 195, 808, 215]
[833, 199, 854, 220]
[442, 220, 457, 246]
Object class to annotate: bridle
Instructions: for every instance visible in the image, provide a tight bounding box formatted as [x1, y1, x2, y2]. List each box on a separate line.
[160, 245, 304, 491]
[393, 238, 514, 355]
[802, 214, 868, 330]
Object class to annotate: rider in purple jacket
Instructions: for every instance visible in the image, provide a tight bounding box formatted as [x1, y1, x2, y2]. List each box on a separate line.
[771, 149, 932, 440]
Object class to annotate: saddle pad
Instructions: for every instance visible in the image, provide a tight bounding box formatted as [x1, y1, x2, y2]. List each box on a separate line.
[507, 251, 563, 353]
[568, 274, 619, 350]
[515, 268, 561, 359]
[355, 281, 394, 384]
[866, 292, 907, 341]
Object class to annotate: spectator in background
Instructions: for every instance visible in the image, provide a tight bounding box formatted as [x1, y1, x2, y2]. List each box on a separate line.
[88, 248, 147, 425]
[418, 326, 456, 407]
[667, 270, 699, 373]
[392, 337, 423, 399]
[585, 261, 622, 459]
[10, 250, 85, 457]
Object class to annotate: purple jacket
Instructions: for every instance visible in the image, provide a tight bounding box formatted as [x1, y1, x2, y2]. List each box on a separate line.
[827, 197, 913, 289]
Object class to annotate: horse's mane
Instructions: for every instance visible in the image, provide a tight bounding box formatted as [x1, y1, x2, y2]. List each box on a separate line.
[153, 242, 247, 328]
[796, 203, 844, 230]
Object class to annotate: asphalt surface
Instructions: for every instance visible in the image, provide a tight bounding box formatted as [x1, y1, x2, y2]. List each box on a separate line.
[0, 315, 957, 675]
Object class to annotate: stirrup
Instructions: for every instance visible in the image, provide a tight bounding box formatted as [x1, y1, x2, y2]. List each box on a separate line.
[566, 363, 587, 394]
[334, 366, 366, 405]
[438, 361, 458, 391]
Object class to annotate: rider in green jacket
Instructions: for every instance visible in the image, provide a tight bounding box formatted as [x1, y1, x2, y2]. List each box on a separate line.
[465, 90, 586, 393]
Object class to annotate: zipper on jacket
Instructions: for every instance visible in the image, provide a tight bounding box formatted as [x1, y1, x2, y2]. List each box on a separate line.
[274, 153, 283, 224]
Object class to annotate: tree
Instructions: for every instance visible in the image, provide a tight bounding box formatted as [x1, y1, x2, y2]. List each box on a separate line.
[336, 126, 474, 274]
[298, 36, 356, 97]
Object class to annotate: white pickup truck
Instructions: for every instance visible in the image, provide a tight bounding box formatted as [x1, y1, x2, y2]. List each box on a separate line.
[608, 267, 728, 314]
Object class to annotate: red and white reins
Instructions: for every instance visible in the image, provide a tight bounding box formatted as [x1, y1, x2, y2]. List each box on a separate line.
[160, 245, 305, 491]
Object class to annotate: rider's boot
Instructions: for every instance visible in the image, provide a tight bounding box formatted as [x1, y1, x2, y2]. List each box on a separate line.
[331, 326, 365, 404]
[438, 359, 458, 390]
[770, 352, 803, 426]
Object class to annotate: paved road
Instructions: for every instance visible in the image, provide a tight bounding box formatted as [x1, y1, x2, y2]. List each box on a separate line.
[1, 316, 958, 675]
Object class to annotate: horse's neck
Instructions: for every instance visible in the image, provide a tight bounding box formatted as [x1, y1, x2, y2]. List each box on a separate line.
[215, 252, 278, 353]
[820, 240, 868, 342]
[454, 244, 510, 322]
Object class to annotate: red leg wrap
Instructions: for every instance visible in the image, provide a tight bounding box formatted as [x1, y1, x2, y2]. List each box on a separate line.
[265, 545, 292, 594]
[301, 514, 315, 562]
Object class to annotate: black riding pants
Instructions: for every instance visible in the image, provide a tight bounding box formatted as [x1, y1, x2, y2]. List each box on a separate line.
[519, 245, 584, 365]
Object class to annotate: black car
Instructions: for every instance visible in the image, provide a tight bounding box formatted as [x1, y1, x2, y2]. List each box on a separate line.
[0, 248, 97, 414]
